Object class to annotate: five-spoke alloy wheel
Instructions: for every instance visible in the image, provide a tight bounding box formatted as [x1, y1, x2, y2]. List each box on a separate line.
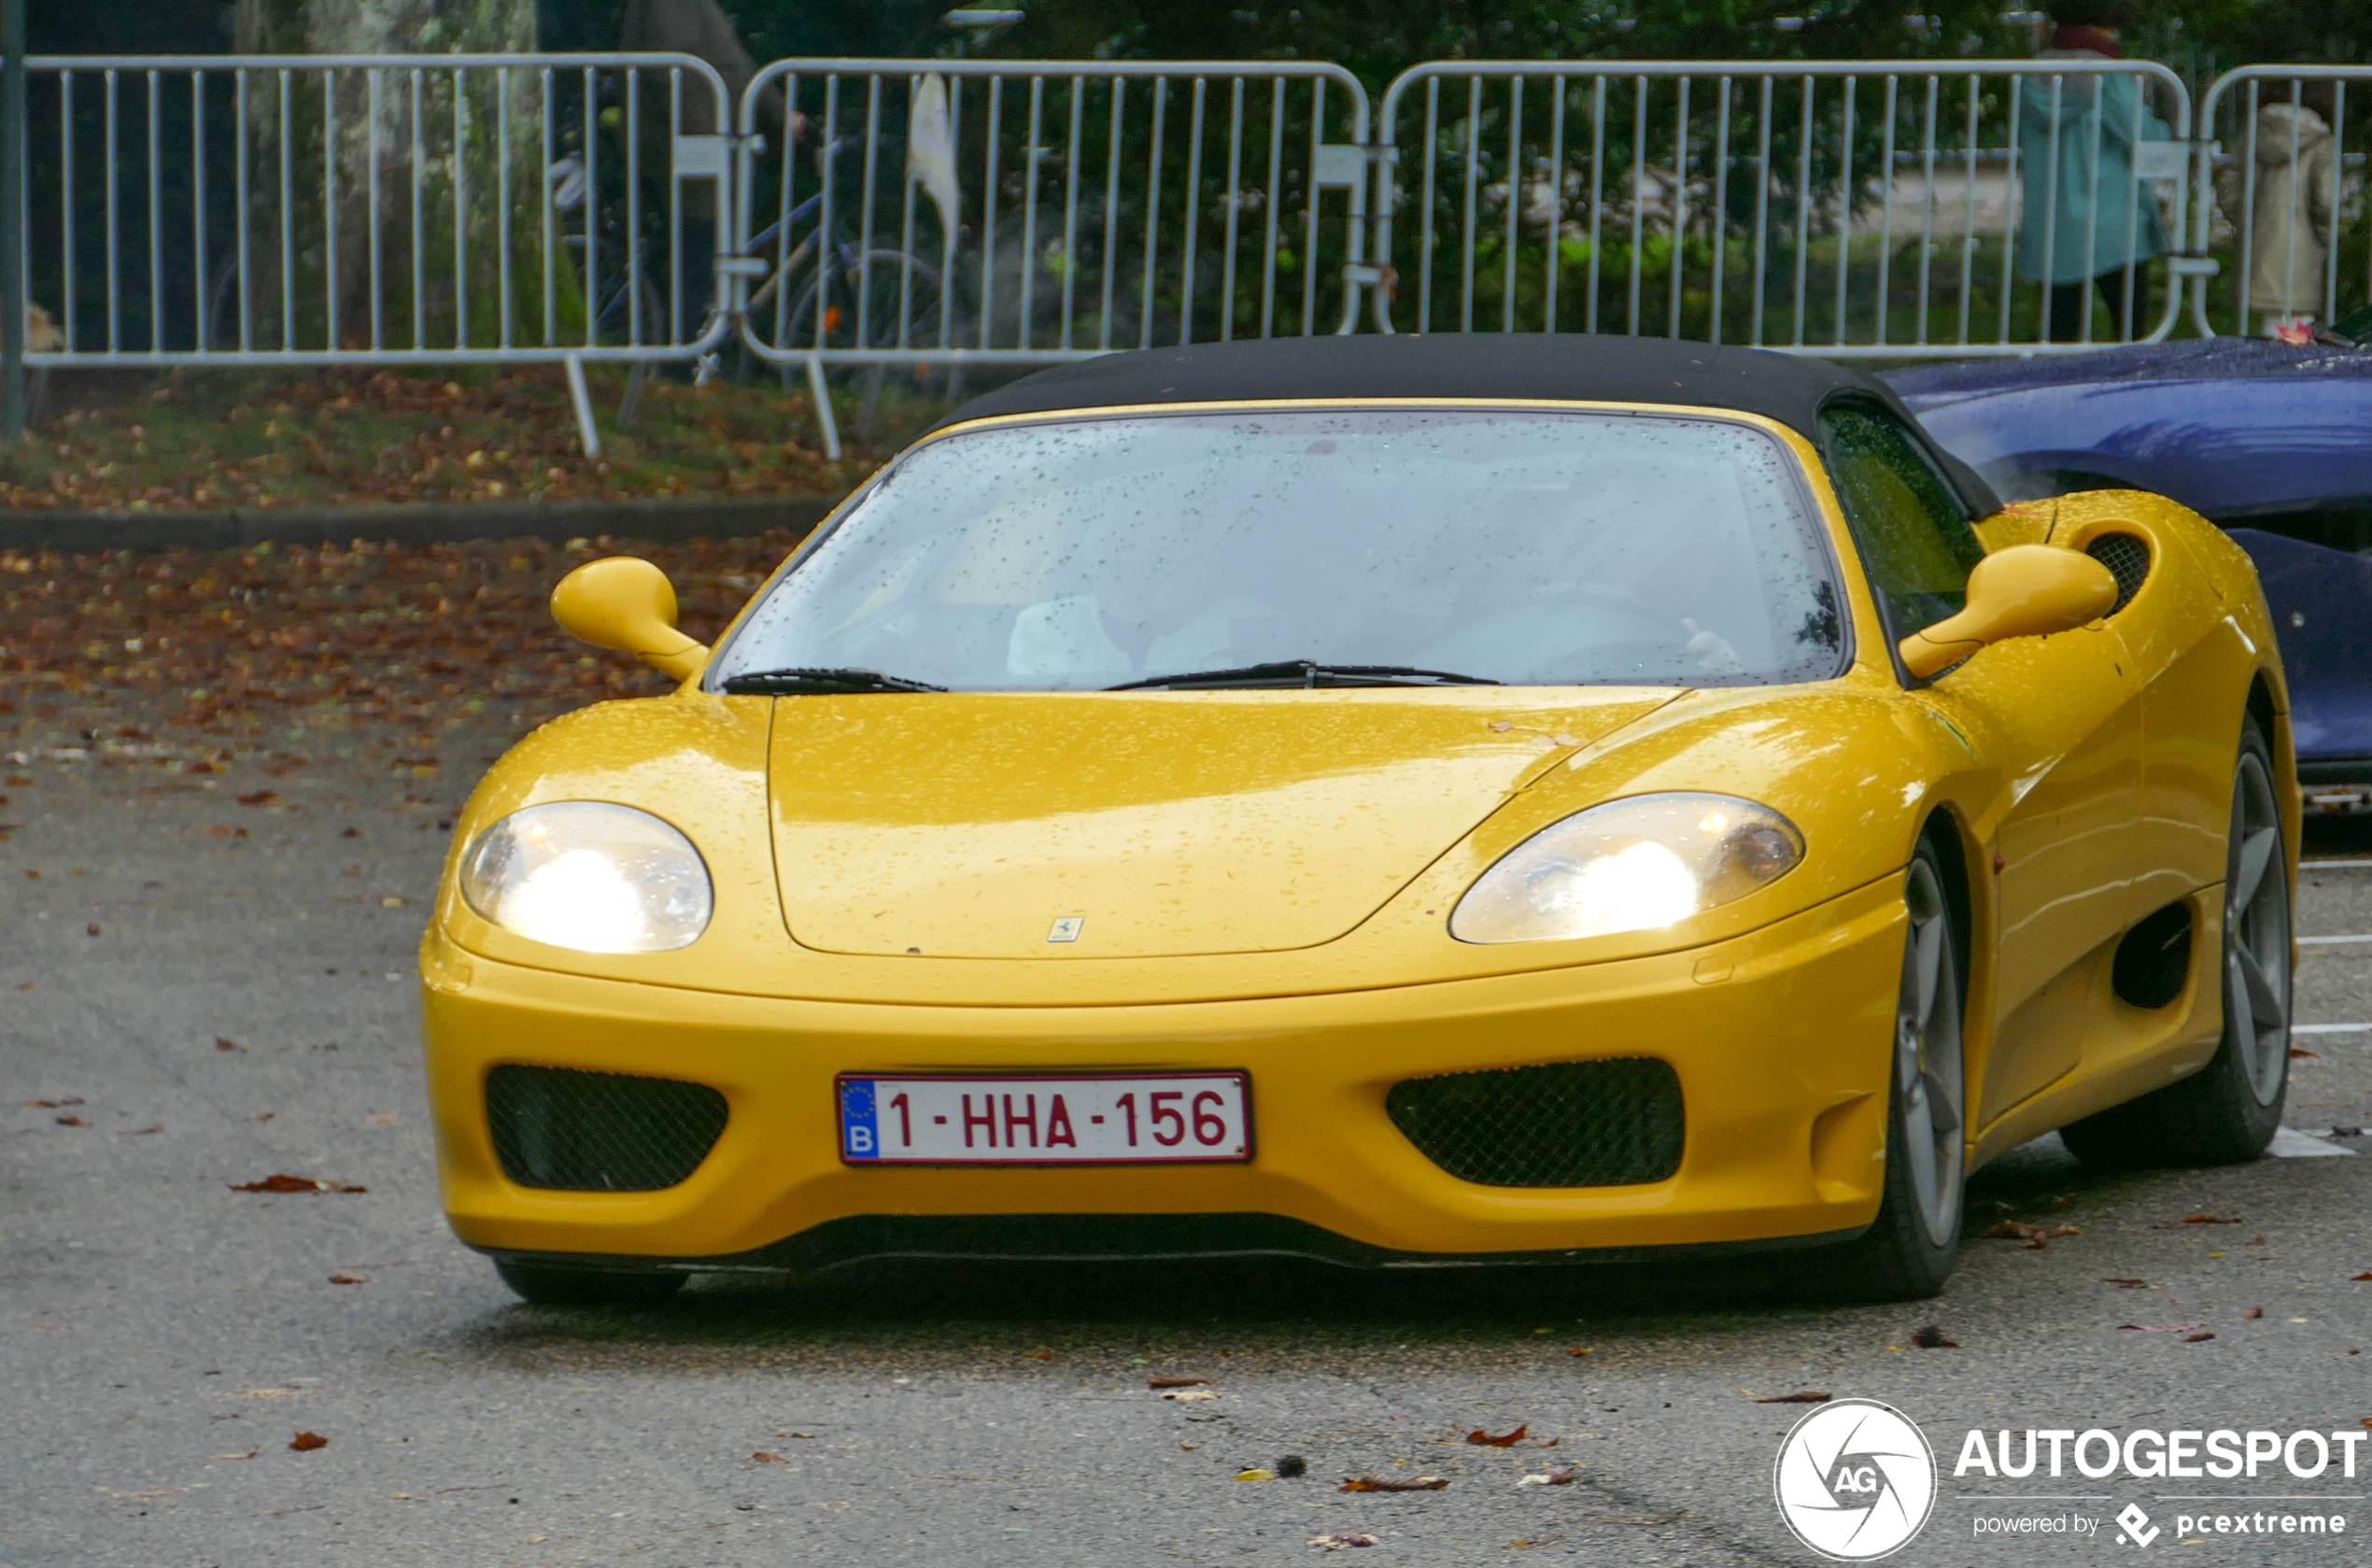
[2062, 713, 2292, 1167]
[1825, 833, 1969, 1299]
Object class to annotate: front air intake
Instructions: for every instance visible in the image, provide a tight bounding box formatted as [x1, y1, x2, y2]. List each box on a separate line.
[1386, 1058, 1685, 1188]
[486, 1065, 728, 1192]
[2086, 533, 2151, 616]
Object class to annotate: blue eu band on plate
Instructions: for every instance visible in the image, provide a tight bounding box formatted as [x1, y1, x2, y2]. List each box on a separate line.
[838, 1072, 1253, 1165]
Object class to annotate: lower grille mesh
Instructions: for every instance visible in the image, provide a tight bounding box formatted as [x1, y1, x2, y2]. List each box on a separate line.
[1386, 1058, 1685, 1187]
[487, 1065, 728, 1192]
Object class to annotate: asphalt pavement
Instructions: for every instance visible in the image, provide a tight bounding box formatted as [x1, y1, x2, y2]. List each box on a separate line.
[7, 690, 2372, 1568]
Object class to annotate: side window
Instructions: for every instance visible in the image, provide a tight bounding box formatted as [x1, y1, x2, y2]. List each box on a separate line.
[1819, 403, 1987, 643]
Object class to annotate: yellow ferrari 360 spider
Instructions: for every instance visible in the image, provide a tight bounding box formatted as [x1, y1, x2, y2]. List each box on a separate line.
[420, 335, 2295, 1304]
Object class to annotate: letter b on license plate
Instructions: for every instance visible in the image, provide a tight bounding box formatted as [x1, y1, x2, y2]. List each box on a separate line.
[837, 1072, 1252, 1165]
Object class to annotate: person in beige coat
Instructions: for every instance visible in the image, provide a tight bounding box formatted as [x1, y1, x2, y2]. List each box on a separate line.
[2215, 96, 2339, 337]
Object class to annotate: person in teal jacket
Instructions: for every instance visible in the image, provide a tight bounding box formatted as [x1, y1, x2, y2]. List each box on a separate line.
[2017, 0, 2174, 342]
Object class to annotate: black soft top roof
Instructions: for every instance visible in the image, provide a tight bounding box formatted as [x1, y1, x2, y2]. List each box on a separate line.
[934, 333, 1999, 515]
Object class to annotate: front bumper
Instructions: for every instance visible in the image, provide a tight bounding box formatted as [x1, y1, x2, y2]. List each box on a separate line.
[421, 875, 1907, 1266]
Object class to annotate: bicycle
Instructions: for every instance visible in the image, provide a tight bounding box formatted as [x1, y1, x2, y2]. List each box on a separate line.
[741, 138, 953, 362]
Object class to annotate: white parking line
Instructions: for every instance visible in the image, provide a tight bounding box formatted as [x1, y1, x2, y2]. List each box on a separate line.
[2300, 935, 2372, 945]
[2294, 1023, 2372, 1034]
[2303, 859, 2372, 869]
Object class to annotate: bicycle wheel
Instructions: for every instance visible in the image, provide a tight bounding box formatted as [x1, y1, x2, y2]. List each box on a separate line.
[776, 248, 948, 355]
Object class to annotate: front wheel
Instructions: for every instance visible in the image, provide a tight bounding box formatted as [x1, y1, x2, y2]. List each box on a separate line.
[1823, 838, 1968, 1301]
[2062, 714, 2291, 1167]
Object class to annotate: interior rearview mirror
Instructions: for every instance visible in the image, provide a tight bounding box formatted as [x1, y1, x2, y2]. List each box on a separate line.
[1898, 544, 2118, 680]
[550, 556, 710, 683]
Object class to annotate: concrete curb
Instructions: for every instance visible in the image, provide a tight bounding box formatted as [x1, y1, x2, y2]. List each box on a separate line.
[0, 492, 848, 554]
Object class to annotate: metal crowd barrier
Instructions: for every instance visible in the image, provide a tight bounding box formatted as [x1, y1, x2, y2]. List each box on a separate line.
[13, 51, 732, 453]
[1371, 59, 2196, 355]
[2191, 64, 2372, 341]
[15, 50, 2372, 462]
[730, 57, 1375, 456]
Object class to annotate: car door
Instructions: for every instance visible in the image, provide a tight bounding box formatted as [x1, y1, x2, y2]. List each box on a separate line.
[1819, 400, 2143, 1126]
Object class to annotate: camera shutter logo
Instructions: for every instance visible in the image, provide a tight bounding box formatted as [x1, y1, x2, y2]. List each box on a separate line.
[1772, 1398, 1937, 1561]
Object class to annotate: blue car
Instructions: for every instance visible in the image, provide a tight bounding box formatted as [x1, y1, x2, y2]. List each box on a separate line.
[1886, 337, 2372, 807]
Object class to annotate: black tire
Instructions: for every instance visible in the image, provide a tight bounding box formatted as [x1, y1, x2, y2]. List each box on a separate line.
[1823, 835, 1969, 1301]
[494, 1260, 687, 1307]
[2061, 714, 2291, 1167]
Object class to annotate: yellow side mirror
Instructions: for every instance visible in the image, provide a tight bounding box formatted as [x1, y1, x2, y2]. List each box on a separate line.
[1898, 544, 2118, 679]
[549, 556, 710, 683]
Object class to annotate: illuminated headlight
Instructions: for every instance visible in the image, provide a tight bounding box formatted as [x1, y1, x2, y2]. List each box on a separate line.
[459, 802, 713, 954]
[1449, 794, 1803, 944]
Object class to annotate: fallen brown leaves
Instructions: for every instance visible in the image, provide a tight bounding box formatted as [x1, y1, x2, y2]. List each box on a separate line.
[2, 530, 822, 747]
[1147, 1377, 1211, 1390]
[1466, 1425, 1530, 1448]
[1340, 1475, 1449, 1492]
[289, 1431, 329, 1452]
[2118, 1280, 2210, 1336]
[6, 367, 887, 514]
[1986, 1221, 2083, 1249]
[229, 1174, 367, 1194]
[1910, 1324, 1958, 1349]
[1753, 1391, 1832, 1404]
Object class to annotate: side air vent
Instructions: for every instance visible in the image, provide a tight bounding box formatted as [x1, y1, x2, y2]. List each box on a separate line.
[1385, 1058, 1684, 1188]
[487, 1065, 728, 1191]
[2111, 901, 2193, 1010]
[2085, 533, 2151, 616]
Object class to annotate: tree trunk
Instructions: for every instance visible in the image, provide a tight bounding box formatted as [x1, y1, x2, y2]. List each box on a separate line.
[228, 0, 578, 353]
[233, 0, 533, 56]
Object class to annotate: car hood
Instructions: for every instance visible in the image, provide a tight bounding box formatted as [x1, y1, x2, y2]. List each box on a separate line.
[1883, 338, 2372, 412]
[1886, 343, 2372, 516]
[768, 690, 1681, 960]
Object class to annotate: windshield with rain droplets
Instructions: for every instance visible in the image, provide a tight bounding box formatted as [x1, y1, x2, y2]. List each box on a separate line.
[711, 408, 1847, 692]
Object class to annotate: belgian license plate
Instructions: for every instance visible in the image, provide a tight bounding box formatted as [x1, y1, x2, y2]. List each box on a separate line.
[837, 1072, 1252, 1165]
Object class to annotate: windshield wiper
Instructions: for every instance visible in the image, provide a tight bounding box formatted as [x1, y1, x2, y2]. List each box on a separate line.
[1106, 660, 1500, 692]
[719, 667, 948, 695]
